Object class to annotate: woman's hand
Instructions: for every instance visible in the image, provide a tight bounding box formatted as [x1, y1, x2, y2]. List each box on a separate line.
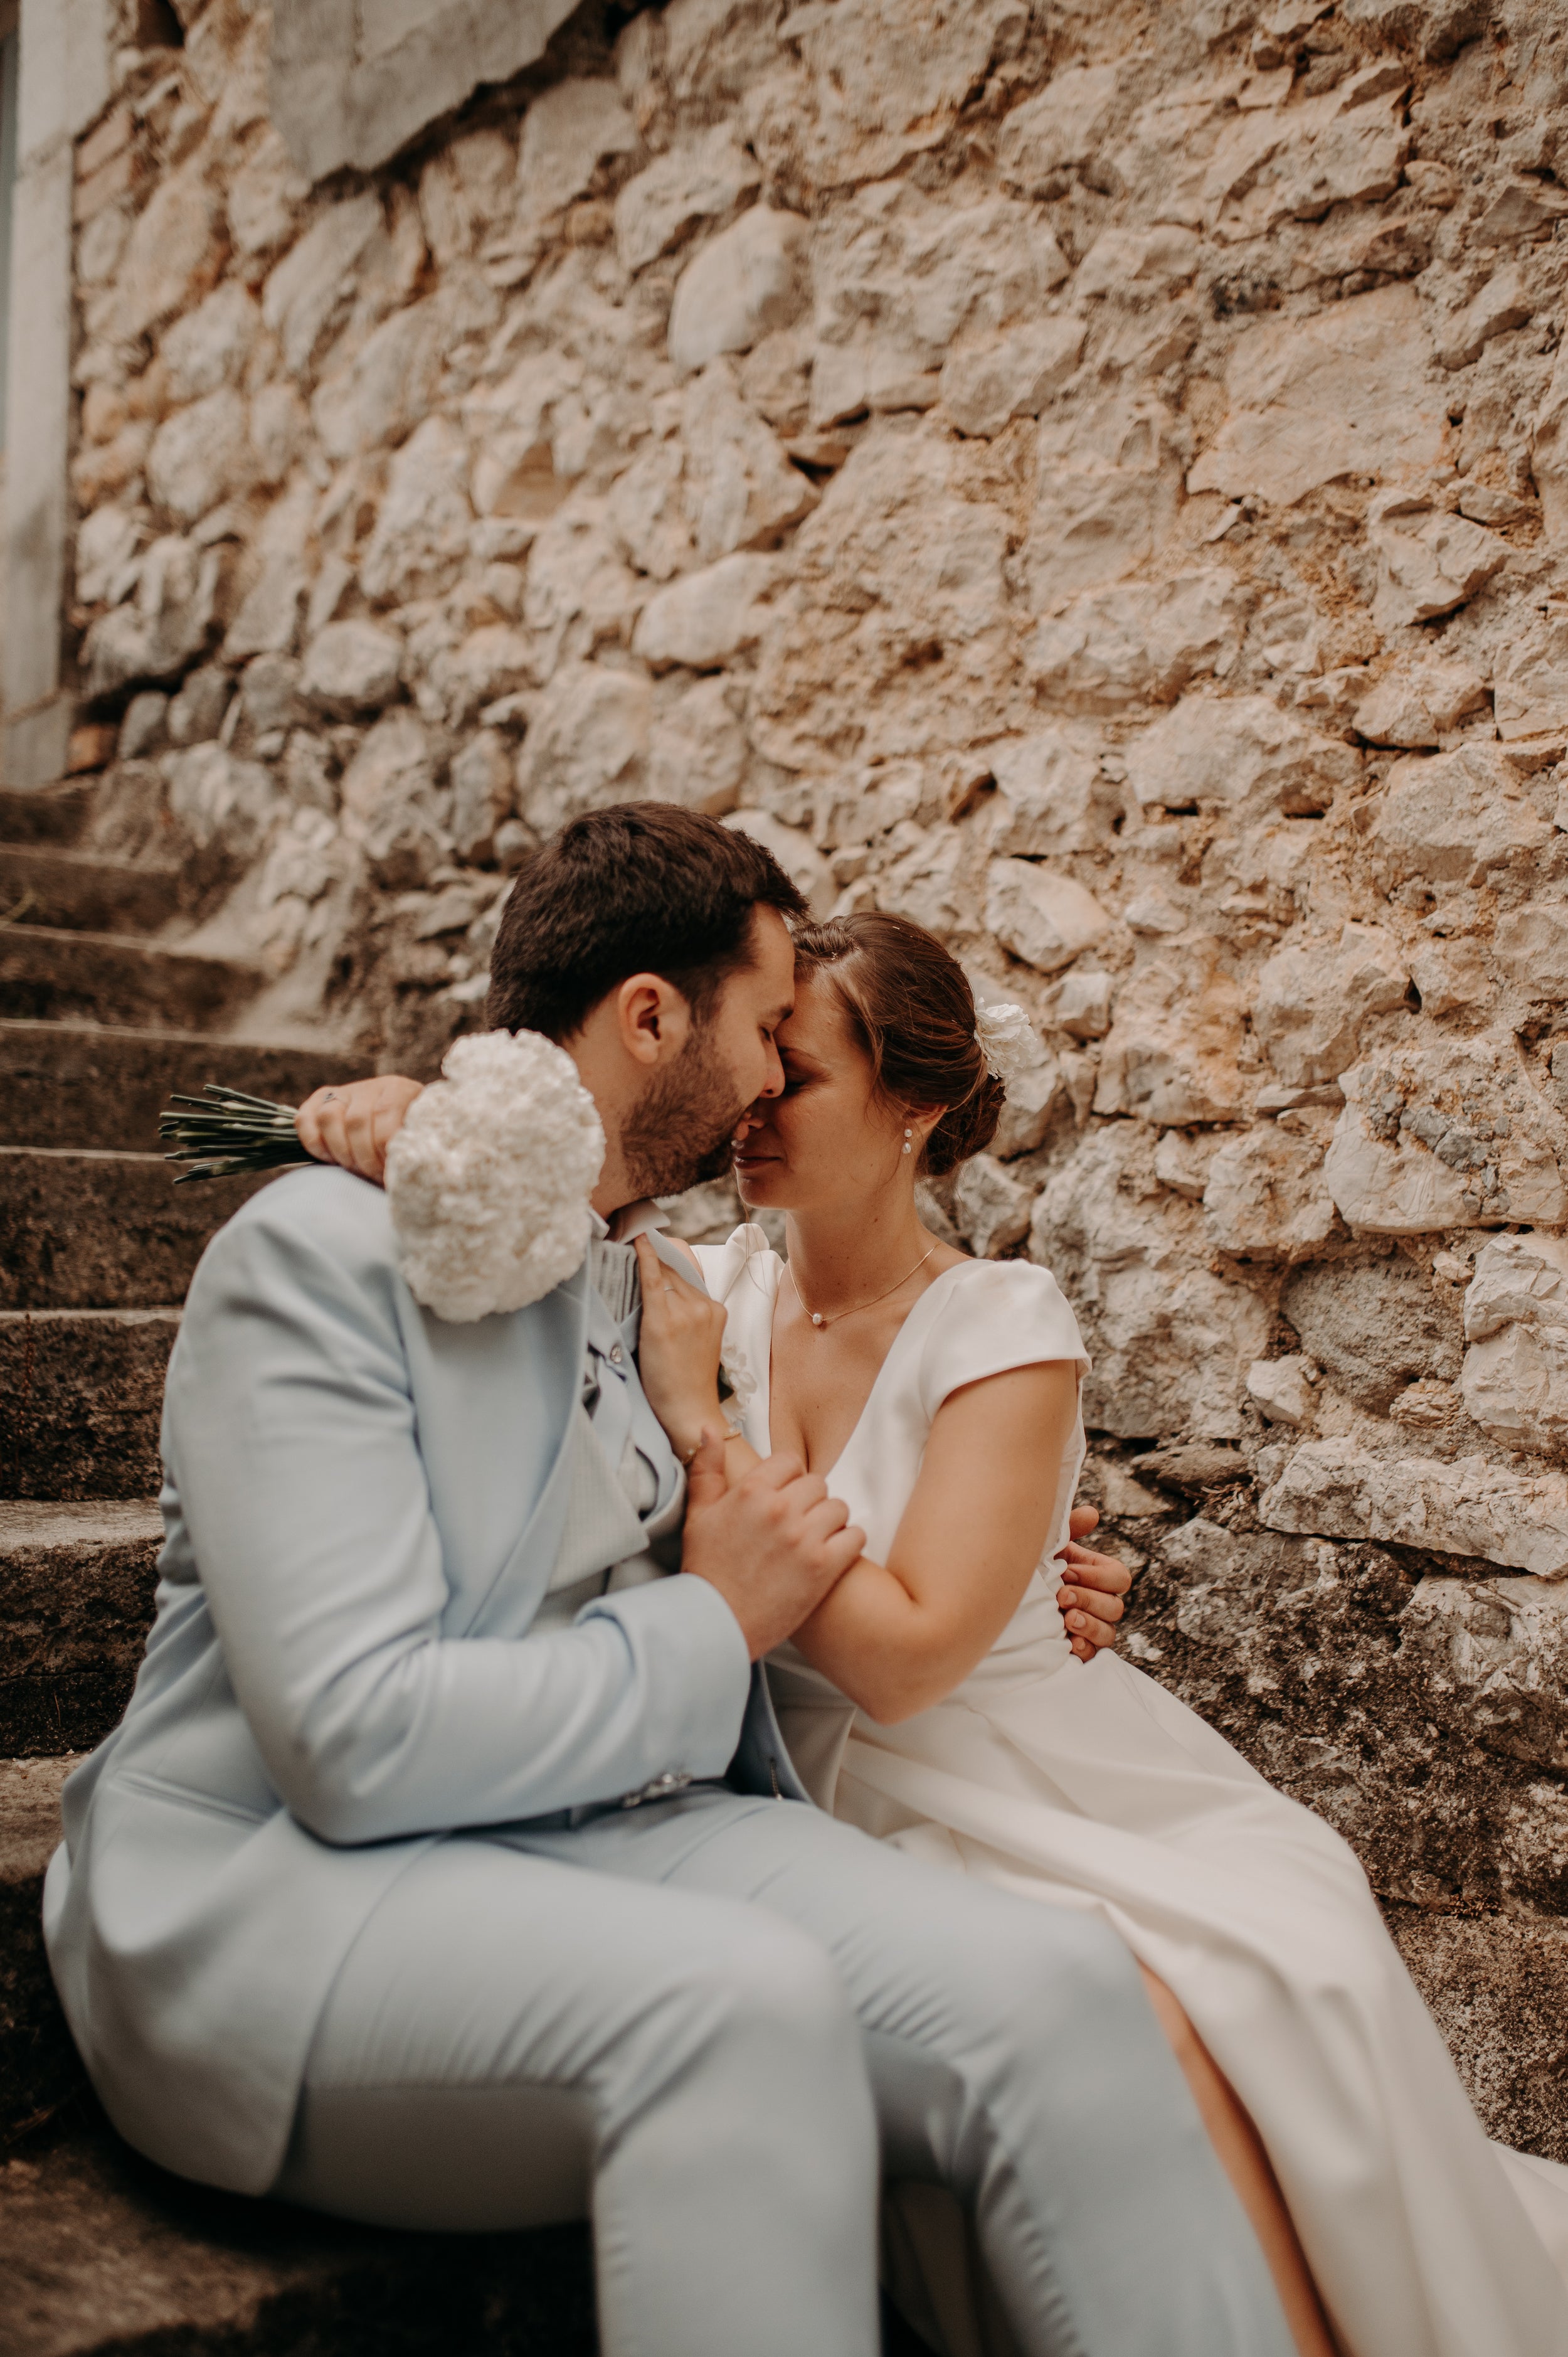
[1056, 1504, 1132, 1663]
[295, 1076, 424, 1184]
[632, 1235, 730, 1460]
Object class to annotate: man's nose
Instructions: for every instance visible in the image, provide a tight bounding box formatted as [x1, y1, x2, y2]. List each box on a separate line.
[758, 1037, 785, 1099]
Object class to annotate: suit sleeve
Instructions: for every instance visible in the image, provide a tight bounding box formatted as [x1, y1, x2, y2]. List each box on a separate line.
[163, 1174, 751, 1846]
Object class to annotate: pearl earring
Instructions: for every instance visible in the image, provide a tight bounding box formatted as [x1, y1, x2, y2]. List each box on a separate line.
[902, 1127, 913, 1156]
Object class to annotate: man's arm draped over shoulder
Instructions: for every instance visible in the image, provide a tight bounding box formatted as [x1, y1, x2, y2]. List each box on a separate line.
[164, 1178, 752, 1846]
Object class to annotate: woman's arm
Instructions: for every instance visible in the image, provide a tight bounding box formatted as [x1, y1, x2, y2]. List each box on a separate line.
[295, 1075, 423, 1182]
[790, 1361, 1081, 1722]
[634, 1255, 1113, 1696]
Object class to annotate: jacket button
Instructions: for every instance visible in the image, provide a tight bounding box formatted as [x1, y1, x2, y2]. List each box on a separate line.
[608, 1343, 624, 1366]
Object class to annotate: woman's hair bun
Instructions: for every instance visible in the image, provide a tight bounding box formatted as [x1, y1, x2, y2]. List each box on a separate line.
[792, 910, 1005, 1176]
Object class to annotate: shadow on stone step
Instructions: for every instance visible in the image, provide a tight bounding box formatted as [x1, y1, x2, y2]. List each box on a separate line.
[2, 2102, 598, 2357]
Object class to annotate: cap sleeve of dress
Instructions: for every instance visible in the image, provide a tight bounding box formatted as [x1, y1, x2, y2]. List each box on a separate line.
[916, 1260, 1089, 1423]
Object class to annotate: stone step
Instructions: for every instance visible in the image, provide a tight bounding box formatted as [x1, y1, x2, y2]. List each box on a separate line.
[1, 1755, 85, 2139]
[0, 1504, 162, 1758]
[1, 1309, 178, 1501]
[0, 846, 180, 936]
[0, 1149, 270, 1312]
[0, 2116, 596, 2357]
[0, 785, 92, 847]
[0, 928, 259, 1032]
[0, 1022, 375, 1152]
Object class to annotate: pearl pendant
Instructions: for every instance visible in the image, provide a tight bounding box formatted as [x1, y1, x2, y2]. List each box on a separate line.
[811, 1312, 825, 1326]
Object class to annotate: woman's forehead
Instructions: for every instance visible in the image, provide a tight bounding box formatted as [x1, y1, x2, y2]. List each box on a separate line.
[780, 969, 859, 1058]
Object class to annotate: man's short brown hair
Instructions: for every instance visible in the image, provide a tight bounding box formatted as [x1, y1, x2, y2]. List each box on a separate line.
[485, 804, 807, 1041]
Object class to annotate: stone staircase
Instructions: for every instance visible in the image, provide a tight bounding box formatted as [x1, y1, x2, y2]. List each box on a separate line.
[0, 779, 928, 2356]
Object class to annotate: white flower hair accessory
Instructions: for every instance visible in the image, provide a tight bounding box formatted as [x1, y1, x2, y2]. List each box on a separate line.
[973, 999, 1037, 1100]
[386, 1028, 606, 1322]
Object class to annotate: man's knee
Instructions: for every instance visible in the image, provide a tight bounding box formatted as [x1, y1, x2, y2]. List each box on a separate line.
[929, 1888, 1138, 2047]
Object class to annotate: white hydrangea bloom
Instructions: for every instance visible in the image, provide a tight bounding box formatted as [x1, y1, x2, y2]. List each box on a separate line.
[386, 1029, 606, 1322]
[973, 998, 1037, 1099]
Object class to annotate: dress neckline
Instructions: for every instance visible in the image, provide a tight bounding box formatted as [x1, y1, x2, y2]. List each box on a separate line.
[756, 1250, 982, 1481]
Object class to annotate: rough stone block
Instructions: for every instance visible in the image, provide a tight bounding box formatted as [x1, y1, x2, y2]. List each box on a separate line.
[668, 206, 809, 378]
[983, 859, 1110, 976]
[1260, 1437, 1568, 1578]
[1326, 1040, 1568, 1235]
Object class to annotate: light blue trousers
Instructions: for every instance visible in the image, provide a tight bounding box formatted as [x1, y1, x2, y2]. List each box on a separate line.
[273, 1789, 1291, 2357]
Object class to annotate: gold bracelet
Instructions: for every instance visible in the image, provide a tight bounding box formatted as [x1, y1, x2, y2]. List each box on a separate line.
[677, 1419, 741, 1467]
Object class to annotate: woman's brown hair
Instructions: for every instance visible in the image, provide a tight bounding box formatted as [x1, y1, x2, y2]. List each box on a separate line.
[792, 910, 1005, 1176]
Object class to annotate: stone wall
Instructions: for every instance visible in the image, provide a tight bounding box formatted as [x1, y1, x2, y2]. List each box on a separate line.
[58, 0, 1568, 2149]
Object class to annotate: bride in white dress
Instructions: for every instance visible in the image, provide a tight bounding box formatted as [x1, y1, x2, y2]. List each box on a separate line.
[624, 908, 1568, 2357]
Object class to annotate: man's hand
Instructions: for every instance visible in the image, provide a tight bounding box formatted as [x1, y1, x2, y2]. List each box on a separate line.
[1056, 1504, 1133, 1664]
[295, 1076, 423, 1183]
[682, 1433, 864, 1661]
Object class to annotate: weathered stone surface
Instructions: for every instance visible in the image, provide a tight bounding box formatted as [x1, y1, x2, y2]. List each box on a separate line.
[1025, 571, 1247, 712]
[1436, 265, 1534, 373]
[1187, 285, 1445, 508]
[1493, 614, 1568, 745]
[360, 416, 474, 604]
[1281, 1251, 1460, 1415]
[1032, 1125, 1270, 1439]
[668, 206, 810, 377]
[164, 745, 283, 866]
[810, 181, 1070, 429]
[161, 282, 261, 407]
[614, 126, 761, 275]
[1202, 1126, 1337, 1262]
[1253, 922, 1409, 1088]
[1260, 1437, 1568, 1579]
[1461, 1232, 1568, 1457]
[301, 619, 404, 718]
[996, 65, 1122, 196]
[1371, 745, 1552, 889]
[1326, 1040, 1568, 1235]
[516, 79, 638, 221]
[1247, 1353, 1318, 1427]
[632, 552, 776, 669]
[953, 1152, 1034, 1258]
[1093, 938, 1248, 1127]
[448, 732, 514, 864]
[985, 733, 1119, 859]
[1352, 659, 1488, 749]
[647, 677, 748, 814]
[340, 710, 450, 891]
[681, 363, 816, 560]
[1404, 1573, 1568, 1772]
[940, 317, 1085, 440]
[1027, 396, 1180, 606]
[146, 388, 254, 526]
[1126, 694, 1358, 819]
[262, 193, 384, 381]
[82, 537, 221, 697]
[515, 662, 652, 834]
[983, 859, 1110, 976]
[1369, 493, 1508, 634]
[1493, 896, 1568, 1004]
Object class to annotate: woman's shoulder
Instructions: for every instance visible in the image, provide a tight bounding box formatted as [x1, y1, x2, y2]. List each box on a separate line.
[916, 1253, 1089, 1417]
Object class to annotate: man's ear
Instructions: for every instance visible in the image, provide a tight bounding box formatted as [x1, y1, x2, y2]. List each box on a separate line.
[615, 973, 694, 1068]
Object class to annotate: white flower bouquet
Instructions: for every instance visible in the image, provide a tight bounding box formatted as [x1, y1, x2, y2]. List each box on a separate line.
[159, 1030, 607, 1323]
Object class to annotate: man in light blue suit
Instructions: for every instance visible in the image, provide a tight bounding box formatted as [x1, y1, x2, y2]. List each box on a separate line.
[45, 806, 1291, 2357]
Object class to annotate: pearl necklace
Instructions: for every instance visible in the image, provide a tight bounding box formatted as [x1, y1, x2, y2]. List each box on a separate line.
[788, 1242, 940, 1331]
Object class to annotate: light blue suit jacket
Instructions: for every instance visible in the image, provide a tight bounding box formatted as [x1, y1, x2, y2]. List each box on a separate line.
[43, 1167, 805, 2195]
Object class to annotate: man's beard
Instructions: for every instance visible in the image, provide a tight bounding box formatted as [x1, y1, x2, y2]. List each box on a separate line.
[617, 1033, 748, 1200]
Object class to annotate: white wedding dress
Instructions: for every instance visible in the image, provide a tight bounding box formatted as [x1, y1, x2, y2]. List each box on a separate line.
[694, 1226, 1568, 2357]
